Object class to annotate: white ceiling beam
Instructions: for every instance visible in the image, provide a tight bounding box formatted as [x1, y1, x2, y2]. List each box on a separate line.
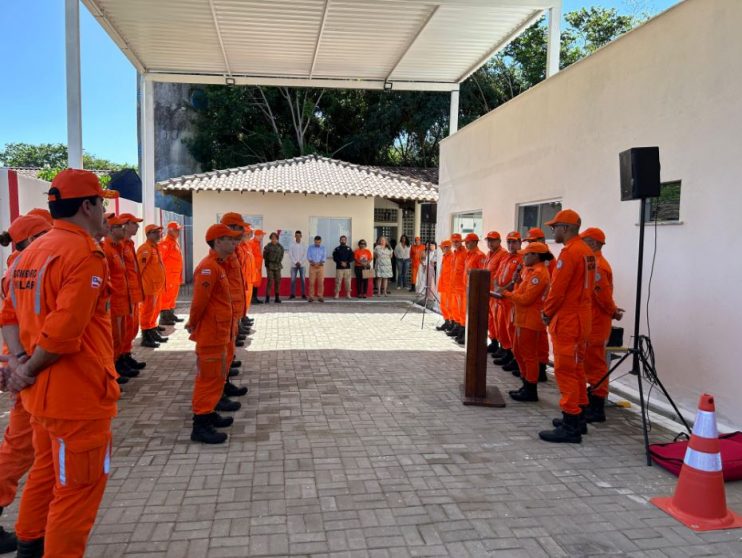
[333, 0, 556, 7]
[81, 0, 146, 72]
[208, 0, 232, 76]
[309, 0, 331, 79]
[145, 72, 459, 92]
[385, 5, 439, 83]
[456, 9, 545, 83]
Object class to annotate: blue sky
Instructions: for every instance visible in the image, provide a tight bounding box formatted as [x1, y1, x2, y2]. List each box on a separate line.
[0, 0, 677, 166]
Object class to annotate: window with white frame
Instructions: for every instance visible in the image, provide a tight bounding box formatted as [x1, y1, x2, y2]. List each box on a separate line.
[646, 181, 681, 223]
[310, 217, 352, 248]
[516, 201, 562, 240]
[451, 210, 482, 237]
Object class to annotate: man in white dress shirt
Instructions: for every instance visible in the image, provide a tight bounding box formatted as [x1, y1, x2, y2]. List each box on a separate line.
[288, 231, 307, 299]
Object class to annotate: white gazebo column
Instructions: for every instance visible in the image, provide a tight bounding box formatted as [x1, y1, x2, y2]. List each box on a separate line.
[546, 3, 562, 78]
[139, 75, 156, 225]
[65, 0, 83, 169]
[413, 201, 422, 239]
[449, 89, 460, 135]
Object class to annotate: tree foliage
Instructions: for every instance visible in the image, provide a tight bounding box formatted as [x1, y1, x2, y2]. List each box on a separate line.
[0, 142, 132, 171]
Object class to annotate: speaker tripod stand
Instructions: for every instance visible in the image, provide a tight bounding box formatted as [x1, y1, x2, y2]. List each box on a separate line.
[400, 251, 439, 329]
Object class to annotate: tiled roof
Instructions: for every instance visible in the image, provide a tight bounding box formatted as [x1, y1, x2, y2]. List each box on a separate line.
[371, 166, 438, 185]
[158, 155, 439, 202]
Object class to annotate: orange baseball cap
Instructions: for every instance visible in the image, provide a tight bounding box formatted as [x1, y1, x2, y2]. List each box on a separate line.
[107, 214, 126, 226]
[525, 227, 546, 241]
[485, 231, 501, 240]
[167, 221, 181, 230]
[254, 229, 265, 236]
[440, 240, 452, 248]
[464, 233, 479, 242]
[206, 224, 243, 242]
[102, 189, 119, 199]
[450, 233, 462, 241]
[506, 231, 522, 241]
[519, 241, 550, 255]
[144, 224, 163, 234]
[546, 209, 581, 226]
[47, 169, 104, 201]
[220, 212, 249, 228]
[8, 215, 51, 244]
[580, 227, 606, 244]
[118, 213, 143, 223]
[26, 208, 53, 225]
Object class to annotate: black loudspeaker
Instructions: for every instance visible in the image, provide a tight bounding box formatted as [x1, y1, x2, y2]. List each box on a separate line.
[619, 147, 661, 200]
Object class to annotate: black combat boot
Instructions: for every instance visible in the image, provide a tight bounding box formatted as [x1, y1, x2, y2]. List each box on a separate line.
[191, 414, 228, 444]
[0, 507, 18, 554]
[487, 339, 500, 353]
[503, 358, 520, 375]
[436, 320, 451, 331]
[264, 295, 270, 304]
[509, 381, 538, 402]
[228, 368, 239, 378]
[446, 324, 461, 337]
[224, 381, 248, 397]
[152, 329, 168, 343]
[123, 353, 146, 370]
[493, 349, 513, 366]
[540, 412, 582, 443]
[15, 537, 44, 558]
[584, 393, 607, 423]
[455, 328, 466, 345]
[552, 408, 588, 435]
[215, 397, 241, 412]
[538, 362, 548, 382]
[208, 412, 234, 428]
[252, 287, 262, 303]
[115, 356, 140, 378]
[159, 310, 175, 326]
[170, 309, 184, 323]
[140, 329, 159, 348]
[492, 346, 508, 359]
[274, 295, 281, 303]
[235, 338, 245, 348]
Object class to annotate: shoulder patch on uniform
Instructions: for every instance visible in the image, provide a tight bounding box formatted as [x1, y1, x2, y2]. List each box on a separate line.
[595, 272, 602, 281]
[91, 276, 102, 288]
[556, 260, 564, 269]
[531, 277, 539, 285]
[201, 268, 212, 275]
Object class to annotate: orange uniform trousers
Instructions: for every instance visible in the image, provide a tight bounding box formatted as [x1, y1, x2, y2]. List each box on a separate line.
[585, 316, 613, 399]
[495, 299, 515, 350]
[439, 290, 453, 321]
[192, 347, 229, 415]
[139, 293, 160, 330]
[16, 416, 111, 557]
[549, 313, 590, 415]
[122, 304, 140, 354]
[513, 327, 543, 384]
[488, 298, 497, 340]
[452, 289, 465, 325]
[244, 282, 253, 315]
[160, 273, 181, 311]
[0, 397, 35, 508]
[539, 331, 550, 365]
[111, 314, 127, 360]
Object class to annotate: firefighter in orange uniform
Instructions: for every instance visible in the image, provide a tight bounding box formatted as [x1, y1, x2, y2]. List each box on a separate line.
[187, 224, 242, 444]
[410, 237, 425, 292]
[137, 224, 168, 347]
[483, 231, 508, 353]
[158, 221, 184, 326]
[496, 242, 552, 403]
[523, 227, 553, 382]
[446, 234, 467, 340]
[239, 225, 256, 334]
[453, 233, 486, 345]
[492, 232, 523, 373]
[250, 229, 265, 303]
[220, 213, 253, 351]
[580, 227, 623, 423]
[0, 214, 51, 554]
[435, 240, 455, 332]
[0, 169, 119, 557]
[102, 215, 138, 383]
[539, 209, 595, 443]
[118, 214, 150, 364]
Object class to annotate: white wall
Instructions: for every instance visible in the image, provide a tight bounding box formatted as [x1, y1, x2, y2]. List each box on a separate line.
[192, 191, 375, 275]
[438, 0, 742, 427]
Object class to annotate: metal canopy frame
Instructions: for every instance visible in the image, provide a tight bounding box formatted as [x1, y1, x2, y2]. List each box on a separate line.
[66, 0, 563, 224]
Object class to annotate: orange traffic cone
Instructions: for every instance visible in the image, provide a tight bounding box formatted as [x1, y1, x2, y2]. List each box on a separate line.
[652, 393, 742, 531]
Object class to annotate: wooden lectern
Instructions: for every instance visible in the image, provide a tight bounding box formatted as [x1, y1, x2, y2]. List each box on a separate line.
[461, 269, 505, 407]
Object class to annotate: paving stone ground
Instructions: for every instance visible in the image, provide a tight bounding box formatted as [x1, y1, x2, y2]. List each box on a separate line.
[1, 300, 741, 557]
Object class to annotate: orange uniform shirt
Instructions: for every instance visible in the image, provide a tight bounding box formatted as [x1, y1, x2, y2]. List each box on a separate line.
[102, 238, 131, 317]
[0, 221, 119, 420]
[354, 248, 372, 267]
[542, 236, 595, 327]
[451, 246, 467, 291]
[136, 240, 166, 296]
[484, 248, 508, 290]
[495, 252, 523, 289]
[222, 253, 246, 319]
[464, 247, 486, 285]
[438, 251, 454, 293]
[122, 239, 144, 304]
[159, 235, 183, 280]
[237, 240, 254, 290]
[504, 262, 550, 330]
[189, 250, 234, 349]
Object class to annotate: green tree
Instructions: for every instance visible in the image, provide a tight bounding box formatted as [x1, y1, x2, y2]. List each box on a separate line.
[0, 142, 131, 170]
